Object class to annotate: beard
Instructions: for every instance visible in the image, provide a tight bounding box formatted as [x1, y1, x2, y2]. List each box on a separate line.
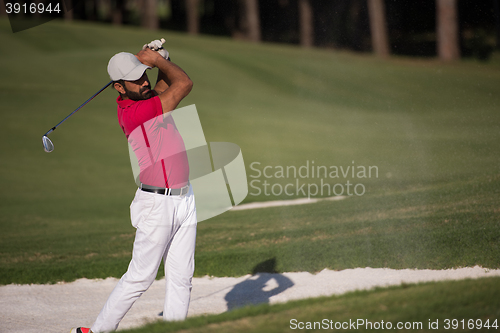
[123, 85, 153, 101]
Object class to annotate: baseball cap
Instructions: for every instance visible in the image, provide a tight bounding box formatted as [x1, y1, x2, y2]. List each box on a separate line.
[107, 52, 151, 81]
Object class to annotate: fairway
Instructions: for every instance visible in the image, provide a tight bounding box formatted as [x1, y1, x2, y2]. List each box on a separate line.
[0, 17, 499, 287]
[123, 276, 500, 333]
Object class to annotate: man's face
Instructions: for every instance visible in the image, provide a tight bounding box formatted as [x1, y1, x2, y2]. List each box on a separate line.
[121, 73, 153, 101]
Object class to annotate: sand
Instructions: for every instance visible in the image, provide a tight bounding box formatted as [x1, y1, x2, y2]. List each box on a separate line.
[1, 266, 499, 332]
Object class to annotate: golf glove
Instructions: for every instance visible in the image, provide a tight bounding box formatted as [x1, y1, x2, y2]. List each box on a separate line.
[143, 38, 169, 60]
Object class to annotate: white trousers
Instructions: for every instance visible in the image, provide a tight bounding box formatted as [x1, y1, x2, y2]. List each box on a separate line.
[91, 186, 197, 333]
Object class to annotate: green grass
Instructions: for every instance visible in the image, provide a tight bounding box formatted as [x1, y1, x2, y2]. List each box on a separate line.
[121, 276, 500, 333]
[0, 19, 499, 284]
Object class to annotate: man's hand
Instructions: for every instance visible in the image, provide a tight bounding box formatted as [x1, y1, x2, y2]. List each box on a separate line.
[143, 38, 169, 60]
[135, 48, 163, 68]
[138, 39, 192, 113]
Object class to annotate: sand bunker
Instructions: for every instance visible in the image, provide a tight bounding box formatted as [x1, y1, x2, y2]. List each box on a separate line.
[1, 266, 499, 332]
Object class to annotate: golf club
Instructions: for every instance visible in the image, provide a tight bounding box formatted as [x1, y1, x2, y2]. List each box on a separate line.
[42, 81, 113, 153]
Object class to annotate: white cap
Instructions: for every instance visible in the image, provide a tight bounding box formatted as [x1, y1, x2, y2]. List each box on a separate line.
[107, 52, 151, 81]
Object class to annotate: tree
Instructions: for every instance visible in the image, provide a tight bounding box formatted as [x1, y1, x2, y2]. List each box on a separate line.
[241, 0, 261, 42]
[86, 0, 99, 21]
[0, 0, 7, 17]
[495, 0, 500, 49]
[142, 0, 159, 30]
[72, 0, 88, 20]
[436, 0, 460, 61]
[367, 0, 390, 57]
[186, 0, 200, 34]
[298, 0, 314, 47]
[112, 0, 126, 25]
[63, 0, 73, 21]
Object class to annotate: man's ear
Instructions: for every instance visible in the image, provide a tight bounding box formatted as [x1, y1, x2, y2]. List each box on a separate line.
[114, 82, 126, 95]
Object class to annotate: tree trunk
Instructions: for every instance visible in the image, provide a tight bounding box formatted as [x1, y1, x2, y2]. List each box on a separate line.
[495, 0, 500, 49]
[436, 0, 460, 61]
[298, 0, 314, 47]
[112, 0, 125, 25]
[87, 0, 99, 21]
[142, 0, 159, 30]
[186, 0, 199, 34]
[62, 0, 74, 20]
[367, 0, 390, 57]
[0, 0, 6, 17]
[242, 0, 260, 42]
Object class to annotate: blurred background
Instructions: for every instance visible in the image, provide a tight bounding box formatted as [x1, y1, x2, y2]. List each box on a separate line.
[2, 0, 500, 61]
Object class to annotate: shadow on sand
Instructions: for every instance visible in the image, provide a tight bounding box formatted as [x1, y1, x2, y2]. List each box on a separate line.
[224, 258, 294, 310]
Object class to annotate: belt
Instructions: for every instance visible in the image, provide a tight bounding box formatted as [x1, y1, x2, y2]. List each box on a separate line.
[140, 183, 190, 196]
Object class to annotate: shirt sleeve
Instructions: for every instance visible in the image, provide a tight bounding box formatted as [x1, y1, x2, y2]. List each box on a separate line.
[132, 96, 163, 126]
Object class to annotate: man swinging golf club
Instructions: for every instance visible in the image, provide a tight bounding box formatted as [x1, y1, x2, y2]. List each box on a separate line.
[71, 39, 197, 333]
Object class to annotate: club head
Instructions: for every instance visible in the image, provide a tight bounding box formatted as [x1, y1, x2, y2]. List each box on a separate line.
[42, 135, 54, 153]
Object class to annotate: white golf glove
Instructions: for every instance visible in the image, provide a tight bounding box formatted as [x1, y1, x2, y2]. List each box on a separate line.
[143, 38, 169, 60]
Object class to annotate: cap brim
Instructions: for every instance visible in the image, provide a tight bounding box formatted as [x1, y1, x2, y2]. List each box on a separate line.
[121, 63, 151, 81]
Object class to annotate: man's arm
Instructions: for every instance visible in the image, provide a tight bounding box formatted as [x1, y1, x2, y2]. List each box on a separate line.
[154, 69, 170, 94]
[136, 48, 193, 113]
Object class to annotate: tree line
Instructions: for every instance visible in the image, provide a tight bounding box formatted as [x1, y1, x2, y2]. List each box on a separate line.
[2, 0, 499, 61]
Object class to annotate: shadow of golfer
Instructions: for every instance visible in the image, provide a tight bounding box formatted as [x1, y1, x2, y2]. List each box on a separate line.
[224, 258, 294, 311]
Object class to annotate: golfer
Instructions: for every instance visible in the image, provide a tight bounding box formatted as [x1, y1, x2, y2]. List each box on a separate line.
[71, 41, 197, 333]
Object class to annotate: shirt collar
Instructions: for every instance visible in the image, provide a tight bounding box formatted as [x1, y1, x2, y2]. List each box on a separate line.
[116, 91, 158, 108]
[117, 95, 136, 108]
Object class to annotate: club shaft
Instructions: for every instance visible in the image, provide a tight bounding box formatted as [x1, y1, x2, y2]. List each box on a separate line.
[44, 81, 113, 136]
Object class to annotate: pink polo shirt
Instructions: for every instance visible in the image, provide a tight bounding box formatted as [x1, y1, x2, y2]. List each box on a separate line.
[117, 94, 189, 188]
